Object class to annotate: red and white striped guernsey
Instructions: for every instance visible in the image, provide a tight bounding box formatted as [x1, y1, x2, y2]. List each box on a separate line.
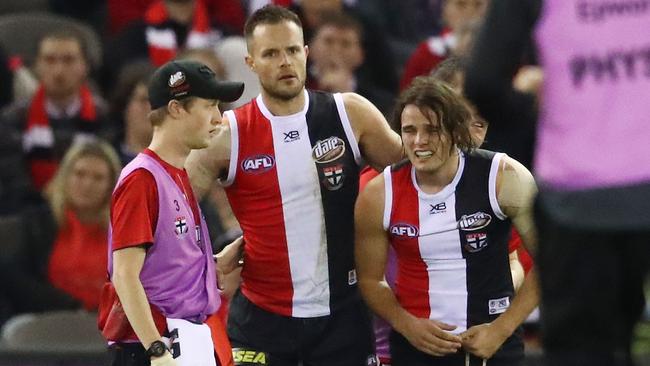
[223, 90, 363, 318]
[383, 149, 524, 361]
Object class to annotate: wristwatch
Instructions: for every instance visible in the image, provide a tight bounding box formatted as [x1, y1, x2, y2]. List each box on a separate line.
[145, 340, 168, 358]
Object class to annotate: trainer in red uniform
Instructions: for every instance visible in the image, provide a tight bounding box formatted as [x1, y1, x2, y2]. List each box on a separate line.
[98, 59, 243, 366]
[186, 5, 403, 366]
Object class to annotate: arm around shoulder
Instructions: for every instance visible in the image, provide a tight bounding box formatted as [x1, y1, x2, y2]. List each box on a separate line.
[342, 93, 402, 171]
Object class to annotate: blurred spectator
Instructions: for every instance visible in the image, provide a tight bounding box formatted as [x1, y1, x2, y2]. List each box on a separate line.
[245, 0, 292, 15]
[103, 0, 244, 91]
[307, 11, 393, 114]
[214, 36, 261, 107]
[177, 47, 226, 80]
[0, 140, 121, 325]
[49, 0, 106, 35]
[107, 0, 245, 37]
[400, 0, 488, 90]
[109, 61, 156, 166]
[292, 0, 399, 103]
[356, 0, 442, 44]
[111, 0, 221, 67]
[0, 30, 113, 212]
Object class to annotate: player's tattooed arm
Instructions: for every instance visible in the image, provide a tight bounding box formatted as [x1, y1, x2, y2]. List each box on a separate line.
[496, 156, 538, 255]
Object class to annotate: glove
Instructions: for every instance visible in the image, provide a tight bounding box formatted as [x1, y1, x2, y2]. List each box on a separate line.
[150, 352, 177, 366]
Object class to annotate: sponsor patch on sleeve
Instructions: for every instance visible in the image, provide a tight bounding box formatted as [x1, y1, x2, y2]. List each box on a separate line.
[488, 296, 510, 315]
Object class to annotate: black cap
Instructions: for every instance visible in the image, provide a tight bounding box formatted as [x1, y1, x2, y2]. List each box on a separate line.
[148, 60, 245, 109]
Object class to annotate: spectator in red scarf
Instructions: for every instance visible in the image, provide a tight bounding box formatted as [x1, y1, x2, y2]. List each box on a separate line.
[0, 29, 113, 212]
[103, 0, 243, 92]
[0, 140, 121, 326]
[106, 0, 245, 37]
[400, 0, 489, 91]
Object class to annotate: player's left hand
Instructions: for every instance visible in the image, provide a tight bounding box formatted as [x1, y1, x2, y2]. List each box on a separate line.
[460, 322, 510, 359]
[215, 236, 244, 279]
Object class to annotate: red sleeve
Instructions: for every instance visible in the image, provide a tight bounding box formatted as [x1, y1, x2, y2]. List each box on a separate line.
[399, 41, 444, 91]
[110, 169, 158, 251]
[359, 166, 380, 192]
[508, 228, 521, 252]
[509, 228, 534, 274]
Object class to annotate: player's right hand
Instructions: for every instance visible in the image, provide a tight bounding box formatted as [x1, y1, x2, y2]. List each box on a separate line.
[150, 352, 177, 366]
[399, 315, 462, 357]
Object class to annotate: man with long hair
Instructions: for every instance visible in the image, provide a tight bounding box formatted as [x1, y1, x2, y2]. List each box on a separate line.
[356, 77, 538, 366]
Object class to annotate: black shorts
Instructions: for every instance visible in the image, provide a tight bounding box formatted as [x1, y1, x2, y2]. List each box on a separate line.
[227, 290, 376, 366]
[389, 330, 522, 366]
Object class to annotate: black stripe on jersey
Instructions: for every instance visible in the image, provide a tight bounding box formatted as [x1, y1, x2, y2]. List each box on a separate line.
[390, 158, 410, 172]
[304, 91, 361, 311]
[455, 149, 523, 361]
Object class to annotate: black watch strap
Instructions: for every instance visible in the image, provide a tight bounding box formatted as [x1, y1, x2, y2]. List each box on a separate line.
[145, 340, 168, 358]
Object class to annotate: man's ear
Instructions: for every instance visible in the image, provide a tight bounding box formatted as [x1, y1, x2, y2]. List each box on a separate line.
[245, 54, 255, 72]
[167, 100, 183, 119]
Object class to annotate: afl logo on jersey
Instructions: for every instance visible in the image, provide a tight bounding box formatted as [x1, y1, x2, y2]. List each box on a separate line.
[312, 136, 346, 163]
[458, 212, 492, 231]
[389, 223, 419, 238]
[242, 154, 275, 174]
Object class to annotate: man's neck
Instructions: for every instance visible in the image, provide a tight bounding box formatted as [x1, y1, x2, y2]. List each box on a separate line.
[414, 149, 460, 194]
[148, 128, 190, 169]
[261, 89, 306, 116]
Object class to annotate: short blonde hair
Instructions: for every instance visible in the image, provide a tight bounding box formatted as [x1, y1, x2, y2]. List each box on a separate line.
[148, 97, 198, 126]
[44, 139, 122, 227]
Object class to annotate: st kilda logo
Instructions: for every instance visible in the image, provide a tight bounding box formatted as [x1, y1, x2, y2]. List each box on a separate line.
[312, 136, 346, 163]
[242, 154, 275, 174]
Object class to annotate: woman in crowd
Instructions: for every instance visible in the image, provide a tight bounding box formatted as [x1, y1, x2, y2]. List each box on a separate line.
[0, 140, 121, 323]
